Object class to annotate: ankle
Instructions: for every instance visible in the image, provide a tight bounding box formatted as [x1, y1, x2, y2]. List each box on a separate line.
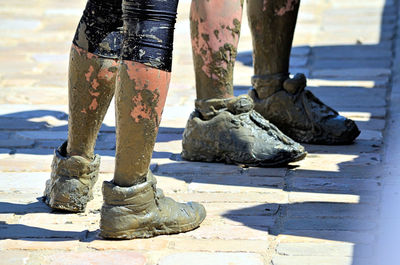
[66, 144, 94, 162]
[251, 73, 289, 99]
[195, 95, 254, 120]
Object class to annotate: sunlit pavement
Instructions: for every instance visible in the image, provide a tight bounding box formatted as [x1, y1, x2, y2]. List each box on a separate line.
[0, 0, 399, 264]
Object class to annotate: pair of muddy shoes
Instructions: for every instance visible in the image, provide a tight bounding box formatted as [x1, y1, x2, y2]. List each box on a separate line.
[44, 142, 206, 239]
[182, 74, 360, 166]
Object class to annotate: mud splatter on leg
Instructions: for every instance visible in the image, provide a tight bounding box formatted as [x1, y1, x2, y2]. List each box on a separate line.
[67, 44, 117, 160]
[247, 0, 300, 75]
[191, 0, 244, 100]
[113, 61, 170, 187]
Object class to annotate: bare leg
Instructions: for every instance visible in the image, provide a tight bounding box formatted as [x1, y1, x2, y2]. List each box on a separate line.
[181, 0, 306, 166]
[247, 0, 360, 144]
[66, 46, 117, 160]
[113, 61, 170, 186]
[190, 0, 243, 100]
[44, 0, 121, 212]
[99, 0, 206, 239]
[247, 0, 299, 76]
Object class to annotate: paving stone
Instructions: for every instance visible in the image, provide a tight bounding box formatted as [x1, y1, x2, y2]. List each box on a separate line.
[0, 154, 53, 172]
[272, 255, 366, 265]
[203, 202, 280, 217]
[88, 238, 169, 251]
[339, 108, 386, 119]
[0, 139, 34, 148]
[191, 175, 284, 188]
[0, 105, 67, 118]
[356, 118, 386, 131]
[290, 165, 383, 179]
[307, 86, 386, 108]
[357, 130, 383, 141]
[276, 242, 373, 257]
[169, 191, 288, 203]
[13, 148, 55, 155]
[0, 118, 46, 130]
[158, 252, 264, 265]
[312, 59, 391, 69]
[291, 153, 381, 175]
[170, 239, 269, 252]
[0, 221, 86, 239]
[243, 167, 288, 177]
[188, 181, 284, 194]
[0, 239, 80, 251]
[35, 139, 64, 149]
[236, 51, 308, 67]
[312, 46, 392, 59]
[15, 131, 67, 140]
[288, 192, 362, 204]
[312, 68, 391, 79]
[0, 172, 49, 192]
[0, 198, 50, 214]
[303, 140, 382, 155]
[286, 203, 378, 218]
[330, 0, 392, 8]
[182, 223, 268, 240]
[45, 251, 146, 265]
[278, 230, 375, 244]
[308, 77, 390, 89]
[283, 217, 376, 231]
[0, 251, 31, 265]
[289, 177, 382, 193]
[223, 215, 276, 229]
[154, 160, 242, 176]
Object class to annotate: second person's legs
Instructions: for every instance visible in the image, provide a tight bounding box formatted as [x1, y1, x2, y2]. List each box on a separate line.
[247, 0, 360, 144]
[100, 0, 206, 239]
[44, 0, 122, 212]
[181, 0, 306, 166]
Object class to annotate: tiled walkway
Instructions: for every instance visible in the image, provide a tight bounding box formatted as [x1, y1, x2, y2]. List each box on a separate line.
[0, 0, 399, 264]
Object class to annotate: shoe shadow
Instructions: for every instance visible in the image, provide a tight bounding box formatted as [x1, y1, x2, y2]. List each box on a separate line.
[0, 197, 96, 241]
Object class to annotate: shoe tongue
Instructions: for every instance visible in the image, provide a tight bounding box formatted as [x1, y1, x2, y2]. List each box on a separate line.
[195, 95, 254, 119]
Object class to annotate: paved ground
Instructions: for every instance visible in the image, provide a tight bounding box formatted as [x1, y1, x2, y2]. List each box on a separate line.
[0, 0, 399, 264]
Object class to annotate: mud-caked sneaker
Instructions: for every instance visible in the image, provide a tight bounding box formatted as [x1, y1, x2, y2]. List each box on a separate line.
[181, 95, 307, 167]
[43, 141, 100, 212]
[100, 171, 206, 239]
[249, 73, 360, 144]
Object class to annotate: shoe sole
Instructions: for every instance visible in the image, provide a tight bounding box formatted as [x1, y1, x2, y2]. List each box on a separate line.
[182, 150, 307, 168]
[99, 213, 206, 239]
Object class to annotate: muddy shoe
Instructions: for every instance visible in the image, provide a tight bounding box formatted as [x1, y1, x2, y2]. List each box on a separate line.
[43, 141, 100, 212]
[99, 171, 206, 239]
[249, 73, 360, 144]
[181, 95, 306, 167]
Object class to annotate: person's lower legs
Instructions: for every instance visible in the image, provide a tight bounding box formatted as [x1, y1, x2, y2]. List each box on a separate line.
[181, 0, 306, 166]
[67, 0, 122, 160]
[190, 0, 243, 100]
[44, 0, 122, 212]
[113, 61, 170, 186]
[100, 0, 206, 239]
[247, 0, 360, 144]
[247, 0, 299, 77]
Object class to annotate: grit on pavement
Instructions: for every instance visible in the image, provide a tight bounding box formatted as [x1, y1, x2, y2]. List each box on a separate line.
[0, 0, 399, 264]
